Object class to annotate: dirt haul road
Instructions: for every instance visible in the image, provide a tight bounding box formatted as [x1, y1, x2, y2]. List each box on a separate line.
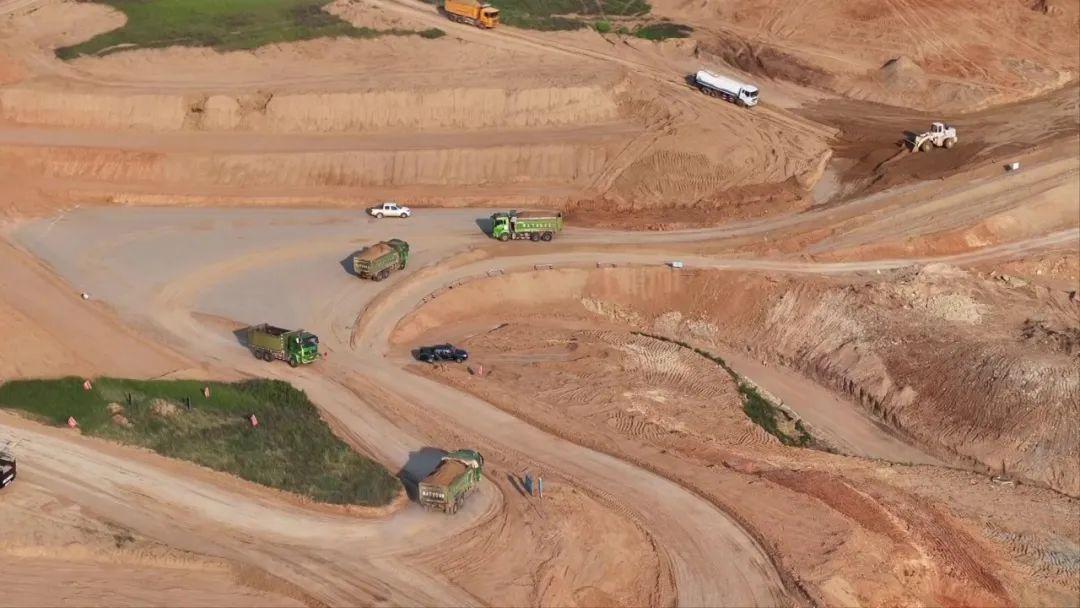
[6, 172, 1076, 606]
[10, 208, 788, 606]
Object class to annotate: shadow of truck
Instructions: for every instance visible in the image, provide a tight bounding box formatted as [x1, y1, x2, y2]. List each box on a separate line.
[396, 446, 449, 502]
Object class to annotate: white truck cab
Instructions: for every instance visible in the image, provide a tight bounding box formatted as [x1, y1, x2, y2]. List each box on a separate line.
[368, 202, 411, 219]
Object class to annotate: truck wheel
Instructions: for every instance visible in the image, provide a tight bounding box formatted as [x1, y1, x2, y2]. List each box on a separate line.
[945, 138, 956, 149]
[252, 349, 261, 360]
[289, 357, 299, 368]
[541, 232, 553, 242]
[497, 233, 510, 242]
[530, 232, 540, 242]
[262, 351, 273, 362]
[375, 212, 383, 219]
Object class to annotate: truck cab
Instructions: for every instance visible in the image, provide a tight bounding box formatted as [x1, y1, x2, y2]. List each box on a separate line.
[739, 85, 759, 107]
[479, 5, 499, 27]
[291, 332, 320, 364]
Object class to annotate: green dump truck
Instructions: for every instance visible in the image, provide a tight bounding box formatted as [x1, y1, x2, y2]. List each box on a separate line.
[490, 210, 563, 242]
[245, 323, 319, 367]
[418, 449, 484, 514]
[353, 239, 409, 281]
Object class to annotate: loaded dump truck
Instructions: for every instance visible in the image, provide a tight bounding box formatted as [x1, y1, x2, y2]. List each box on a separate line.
[353, 239, 409, 281]
[490, 210, 563, 242]
[694, 70, 759, 107]
[245, 323, 319, 367]
[418, 449, 484, 514]
[442, 0, 499, 28]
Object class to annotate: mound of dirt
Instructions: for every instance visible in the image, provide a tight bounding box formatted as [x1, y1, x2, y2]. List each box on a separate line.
[149, 398, 180, 418]
[880, 56, 926, 91]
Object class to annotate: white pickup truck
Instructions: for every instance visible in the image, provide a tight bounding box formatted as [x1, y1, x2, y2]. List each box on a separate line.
[368, 202, 411, 219]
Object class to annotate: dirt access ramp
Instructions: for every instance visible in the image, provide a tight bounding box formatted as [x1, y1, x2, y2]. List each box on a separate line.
[0, 0, 830, 216]
[661, 0, 1079, 112]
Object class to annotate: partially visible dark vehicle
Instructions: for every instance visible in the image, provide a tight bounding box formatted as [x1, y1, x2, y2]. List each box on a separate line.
[0, 449, 15, 489]
[414, 344, 469, 363]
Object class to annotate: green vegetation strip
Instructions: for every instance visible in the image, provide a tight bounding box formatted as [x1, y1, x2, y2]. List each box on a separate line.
[57, 0, 444, 59]
[0, 377, 400, 505]
[632, 332, 815, 448]
[422, 0, 689, 36]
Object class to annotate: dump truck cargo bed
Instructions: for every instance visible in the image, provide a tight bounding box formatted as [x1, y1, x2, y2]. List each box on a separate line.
[426, 459, 468, 486]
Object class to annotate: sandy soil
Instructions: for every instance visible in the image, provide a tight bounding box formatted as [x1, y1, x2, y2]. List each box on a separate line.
[395, 271, 1079, 606]
[0, 0, 1077, 605]
[656, 0, 1079, 111]
[0, 480, 307, 607]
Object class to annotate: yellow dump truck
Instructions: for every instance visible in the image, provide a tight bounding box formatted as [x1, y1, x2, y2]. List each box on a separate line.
[442, 0, 499, 28]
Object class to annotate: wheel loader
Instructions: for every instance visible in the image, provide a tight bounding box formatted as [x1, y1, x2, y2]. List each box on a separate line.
[909, 122, 958, 152]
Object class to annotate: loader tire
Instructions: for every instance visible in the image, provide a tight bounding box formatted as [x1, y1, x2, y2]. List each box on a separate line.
[945, 137, 956, 149]
[921, 140, 932, 152]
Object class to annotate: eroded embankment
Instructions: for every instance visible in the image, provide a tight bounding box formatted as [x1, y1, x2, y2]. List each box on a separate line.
[1, 142, 617, 194]
[393, 265, 1080, 496]
[0, 83, 624, 132]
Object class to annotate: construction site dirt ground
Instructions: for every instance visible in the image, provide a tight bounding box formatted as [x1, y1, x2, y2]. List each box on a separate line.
[0, 0, 1078, 605]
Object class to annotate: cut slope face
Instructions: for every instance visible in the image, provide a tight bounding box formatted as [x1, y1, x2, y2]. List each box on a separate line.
[0, 0, 830, 214]
[395, 265, 1080, 496]
[396, 268, 1079, 607]
[663, 0, 1079, 111]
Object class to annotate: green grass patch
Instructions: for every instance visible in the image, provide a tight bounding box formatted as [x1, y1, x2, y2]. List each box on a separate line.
[425, 0, 650, 31]
[632, 332, 815, 448]
[632, 22, 692, 40]
[594, 20, 612, 33]
[738, 383, 812, 447]
[0, 377, 401, 505]
[57, 0, 446, 59]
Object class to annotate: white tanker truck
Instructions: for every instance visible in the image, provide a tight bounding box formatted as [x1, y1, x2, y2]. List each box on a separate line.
[694, 70, 759, 107]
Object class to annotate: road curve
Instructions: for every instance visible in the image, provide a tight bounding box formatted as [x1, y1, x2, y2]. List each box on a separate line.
[6, 198, 1075, 607]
